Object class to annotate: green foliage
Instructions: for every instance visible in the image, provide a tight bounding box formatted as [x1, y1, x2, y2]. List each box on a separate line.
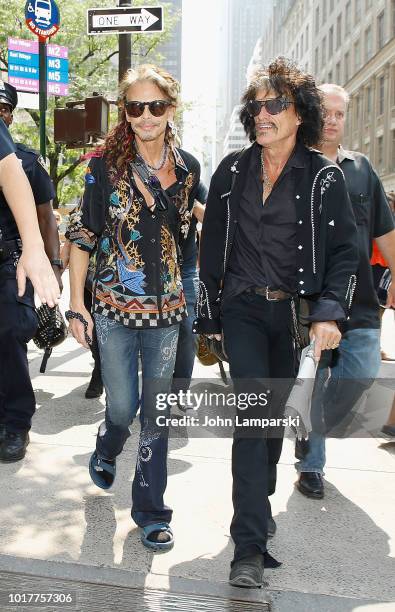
[0, 0, 180, 207]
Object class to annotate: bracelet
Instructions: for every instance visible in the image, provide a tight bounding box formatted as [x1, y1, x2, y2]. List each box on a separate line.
[65, 310, 92, 346]
[51, 258, 64, 269]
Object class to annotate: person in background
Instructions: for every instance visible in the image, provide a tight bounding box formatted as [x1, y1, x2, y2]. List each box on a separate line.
[172, 180, 207, 406]
[295, 84, 395, 500]
[0, 81, 60, 463]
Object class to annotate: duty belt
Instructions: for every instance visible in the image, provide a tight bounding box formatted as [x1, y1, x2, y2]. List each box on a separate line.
[246, 286, 294, 301]
[0, 238, 22, 262]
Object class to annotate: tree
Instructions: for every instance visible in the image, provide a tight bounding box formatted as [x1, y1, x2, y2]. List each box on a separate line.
[0, 0, 180, 207]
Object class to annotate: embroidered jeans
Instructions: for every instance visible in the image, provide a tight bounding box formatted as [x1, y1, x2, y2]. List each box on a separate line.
[94, 314, 179, 526]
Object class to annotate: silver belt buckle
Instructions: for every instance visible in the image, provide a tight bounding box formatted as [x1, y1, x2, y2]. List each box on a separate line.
[266, 286, 278, 301]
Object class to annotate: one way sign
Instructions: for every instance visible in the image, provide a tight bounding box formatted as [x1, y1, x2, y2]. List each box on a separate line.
[87, 6, 163, 35]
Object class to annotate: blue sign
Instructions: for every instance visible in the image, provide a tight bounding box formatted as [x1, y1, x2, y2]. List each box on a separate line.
[25, 0, 60, 40]
[8, 50, 39, 67]
[8, 49, 68, 83]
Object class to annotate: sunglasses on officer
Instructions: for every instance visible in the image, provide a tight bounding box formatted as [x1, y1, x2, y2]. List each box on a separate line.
[246, 96, 293, 117]
[124, 99, 172, 118]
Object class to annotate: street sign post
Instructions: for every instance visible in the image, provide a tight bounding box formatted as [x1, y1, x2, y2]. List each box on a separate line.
[24, 0, 61, 158]
[87, 6, 163, 35]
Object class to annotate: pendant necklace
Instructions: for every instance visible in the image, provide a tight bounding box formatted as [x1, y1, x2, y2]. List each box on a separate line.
[136, 142, 168, 174]
[261, 148, 273, 204]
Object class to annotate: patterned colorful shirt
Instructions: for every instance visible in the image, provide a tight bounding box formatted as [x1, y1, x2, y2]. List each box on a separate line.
[67, 147, 200, 329]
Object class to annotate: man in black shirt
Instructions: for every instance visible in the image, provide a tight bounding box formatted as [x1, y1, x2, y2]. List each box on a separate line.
[195, 58, 359, 587]
[0, 81, 60, 462]
[295, 83, 395, 499]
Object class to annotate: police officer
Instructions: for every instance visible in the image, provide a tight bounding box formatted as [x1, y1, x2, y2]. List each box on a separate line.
[0, 81, 60, 463]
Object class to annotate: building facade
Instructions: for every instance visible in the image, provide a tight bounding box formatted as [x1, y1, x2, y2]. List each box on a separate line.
[258, 0, 395, 191]
[156, 0, 182, 83]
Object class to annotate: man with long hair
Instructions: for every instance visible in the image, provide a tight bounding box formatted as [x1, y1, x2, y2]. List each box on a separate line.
[67, 65, 200, 551]
[194, 57, 359, 586]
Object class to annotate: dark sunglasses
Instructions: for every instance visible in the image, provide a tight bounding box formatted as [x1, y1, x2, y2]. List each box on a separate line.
[246, 96, 293, 117]
[124, 99, 171, 118]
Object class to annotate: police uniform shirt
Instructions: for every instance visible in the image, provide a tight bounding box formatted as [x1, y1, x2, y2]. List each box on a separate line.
[0, 118, 15, 160]
[0, 141, 55, 241]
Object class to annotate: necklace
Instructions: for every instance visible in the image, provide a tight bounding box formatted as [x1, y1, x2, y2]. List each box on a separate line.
[261, 149, 273, 200]
[136, 143, 168, 173]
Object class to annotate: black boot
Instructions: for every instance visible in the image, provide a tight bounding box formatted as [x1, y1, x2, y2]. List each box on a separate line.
[296, 472, 324, 499]
[85, 367, 103, 399]
[0, 431, 30, 462]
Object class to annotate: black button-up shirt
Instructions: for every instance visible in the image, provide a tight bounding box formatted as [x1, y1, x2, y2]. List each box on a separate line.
[223, 141, 306, 300]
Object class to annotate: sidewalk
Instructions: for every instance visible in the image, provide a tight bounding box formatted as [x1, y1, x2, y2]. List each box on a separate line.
[0, 298, 394, 611]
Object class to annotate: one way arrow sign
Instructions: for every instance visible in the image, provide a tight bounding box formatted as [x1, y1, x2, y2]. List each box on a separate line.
[87, 6, 163, 35]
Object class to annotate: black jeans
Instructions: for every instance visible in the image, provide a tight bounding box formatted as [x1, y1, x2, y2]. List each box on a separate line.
[0, 262, 38, 433]
[222, 292, 296, 564]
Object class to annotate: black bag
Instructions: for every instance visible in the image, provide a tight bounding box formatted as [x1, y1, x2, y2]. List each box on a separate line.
[33, 305, 68, 373]
[378, 268, 392, 308]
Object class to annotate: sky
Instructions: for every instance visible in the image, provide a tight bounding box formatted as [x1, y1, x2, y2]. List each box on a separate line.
[180, 0, 218, 179]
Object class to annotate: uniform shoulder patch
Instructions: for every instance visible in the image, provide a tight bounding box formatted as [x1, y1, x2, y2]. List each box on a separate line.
[37, 155, 49, 172]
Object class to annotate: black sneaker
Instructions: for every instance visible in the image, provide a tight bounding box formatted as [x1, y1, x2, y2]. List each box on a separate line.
[0, 431, 30, 463]
[85, 369, 103, 399]
[229, 554, 264, 588]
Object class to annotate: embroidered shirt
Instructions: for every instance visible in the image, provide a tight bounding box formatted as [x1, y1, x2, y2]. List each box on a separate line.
[67, 147, 200, 329]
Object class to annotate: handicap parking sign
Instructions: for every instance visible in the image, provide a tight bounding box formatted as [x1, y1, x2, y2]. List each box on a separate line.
[25, 0, 60, 40]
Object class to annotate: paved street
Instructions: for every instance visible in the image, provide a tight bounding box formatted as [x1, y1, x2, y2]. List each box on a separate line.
[0, 283, 394, 611]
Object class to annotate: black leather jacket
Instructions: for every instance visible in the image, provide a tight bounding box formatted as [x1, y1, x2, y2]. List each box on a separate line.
[193, 142, 359, 335]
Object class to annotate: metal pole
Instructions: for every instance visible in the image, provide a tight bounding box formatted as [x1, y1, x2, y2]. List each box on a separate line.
[39, 40, 47, 159]
[118, 0, 132, 83]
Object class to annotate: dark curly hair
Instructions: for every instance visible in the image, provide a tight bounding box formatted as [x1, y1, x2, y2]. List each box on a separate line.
[239, 56, 324, 147]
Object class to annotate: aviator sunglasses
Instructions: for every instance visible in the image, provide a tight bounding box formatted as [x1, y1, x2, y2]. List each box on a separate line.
[124, 99, 171, 118]
[246, 96, 293, 117]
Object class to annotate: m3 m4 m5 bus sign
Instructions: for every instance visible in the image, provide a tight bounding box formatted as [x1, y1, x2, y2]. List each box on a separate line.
[87, 6, 163, 35]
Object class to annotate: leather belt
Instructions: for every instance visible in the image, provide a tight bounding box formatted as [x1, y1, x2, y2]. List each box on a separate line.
[246, 286, 293, 301]
[0, 238, 22, 262]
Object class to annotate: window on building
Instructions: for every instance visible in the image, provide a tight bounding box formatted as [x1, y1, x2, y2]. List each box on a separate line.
[330, 0, 334, 13]
[355, 95, 361, 124]
[315, 47, 319, 74]
[315, 6, 320, 35]
[355, 0, 361, 23]
[296, 42, 299, 58]
[377, 136, 384, 168]
[305, 25, 309, 51]
[377, 11, 385, 49]
[336, 61, 341, 84]
[322, 0, 327, 24]
[328, 70, 333, 82]
[301, 33, 304, 54]
[365, 86, 372, 121]
[322, 36, 326, 68]
[345, 1, 351, 36]
[337, 14, 342, 48]
[366, 0, 372, 9]
[354, 40, 361, 71]
[344, 52, 350, 83]
[378, 76, 385, 115]
[365, 26, 372, 61]
[328, 25, 334, 57]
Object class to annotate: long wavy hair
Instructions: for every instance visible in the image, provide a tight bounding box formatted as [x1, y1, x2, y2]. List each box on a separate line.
[102, 64, 180, 182]
[239, 56, 324, 147]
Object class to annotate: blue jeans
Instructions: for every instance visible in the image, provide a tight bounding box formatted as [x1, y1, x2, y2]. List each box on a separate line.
[172, 260, 198, 394]
[296, 328, 381, 474]
[94, 314, 179, 526]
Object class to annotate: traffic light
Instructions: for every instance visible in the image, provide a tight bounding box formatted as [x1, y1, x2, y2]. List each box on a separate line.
[54, 94, 110, 147]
